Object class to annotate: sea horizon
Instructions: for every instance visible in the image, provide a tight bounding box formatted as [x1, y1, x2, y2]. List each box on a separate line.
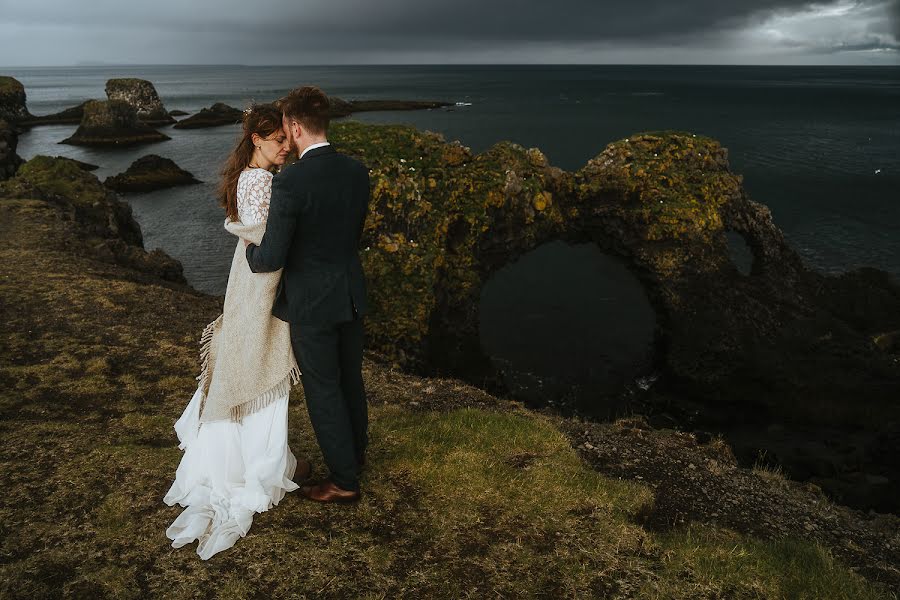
[4, 62, 900, 68]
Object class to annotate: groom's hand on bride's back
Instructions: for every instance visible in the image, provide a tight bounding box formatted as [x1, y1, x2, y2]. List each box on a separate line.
[244, 239, 251, 248]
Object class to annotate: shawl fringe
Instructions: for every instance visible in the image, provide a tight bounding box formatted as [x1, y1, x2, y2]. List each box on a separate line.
[228, 365, 303, 424]
[195, 313, 303, 424]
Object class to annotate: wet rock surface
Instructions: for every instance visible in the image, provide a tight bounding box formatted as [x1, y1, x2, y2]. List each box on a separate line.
[61, 100, 171, 147]
[104, 154, 200, 193]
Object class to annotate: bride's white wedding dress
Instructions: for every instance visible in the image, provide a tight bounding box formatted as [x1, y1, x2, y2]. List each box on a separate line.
[163, 168, 299, 560]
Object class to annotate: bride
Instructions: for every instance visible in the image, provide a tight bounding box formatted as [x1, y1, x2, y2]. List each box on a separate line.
[163, 102, 309, 560]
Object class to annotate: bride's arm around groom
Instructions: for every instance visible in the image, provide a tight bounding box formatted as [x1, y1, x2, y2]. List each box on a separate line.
[245, 170, 298, 273]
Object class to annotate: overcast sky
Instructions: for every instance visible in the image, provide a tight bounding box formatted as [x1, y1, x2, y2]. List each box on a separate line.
[1, 0, 898, 66]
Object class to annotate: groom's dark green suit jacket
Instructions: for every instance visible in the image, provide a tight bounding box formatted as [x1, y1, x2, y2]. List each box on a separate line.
[245, 144, 370, 325]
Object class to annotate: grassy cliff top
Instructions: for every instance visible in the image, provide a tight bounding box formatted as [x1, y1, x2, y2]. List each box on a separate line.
[0, 156, 895, 598]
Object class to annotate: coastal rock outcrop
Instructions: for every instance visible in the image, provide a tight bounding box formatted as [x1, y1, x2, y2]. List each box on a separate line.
[172, 102, 242, 129]
[0, 76, 33, 122]
[330, 121, 900, 509]
[0, 119, 23, 181]
[0, 155, 185, 282]
[61, 100, 170, 147]
[105, 78, 175, 125]
[333, 122, 900, 416]
[104, 154, 200, 193]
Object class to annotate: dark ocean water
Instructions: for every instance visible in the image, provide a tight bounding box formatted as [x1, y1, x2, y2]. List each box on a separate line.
[8, 65, 900, 409]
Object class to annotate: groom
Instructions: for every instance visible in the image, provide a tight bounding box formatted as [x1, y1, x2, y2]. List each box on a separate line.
[245, 86, 370, 503]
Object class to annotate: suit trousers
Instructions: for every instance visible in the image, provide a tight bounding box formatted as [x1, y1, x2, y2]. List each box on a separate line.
[289, 311, 368, 492]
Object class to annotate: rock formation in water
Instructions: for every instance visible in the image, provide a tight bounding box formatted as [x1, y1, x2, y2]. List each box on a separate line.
[0, 119, 23, 181]
[168, 109, 189, 117]
[172, 102, 243, 129]
[105, 78, 175, 126]
[104, 154, 200, 193]
[60, 100, 170, 147]
[0, 77, 33, 123]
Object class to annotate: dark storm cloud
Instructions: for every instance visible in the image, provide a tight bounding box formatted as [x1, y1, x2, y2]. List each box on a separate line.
[254, 0, 816, 41]
[0, 0, 898, 64]
[1, 0, 839, 41]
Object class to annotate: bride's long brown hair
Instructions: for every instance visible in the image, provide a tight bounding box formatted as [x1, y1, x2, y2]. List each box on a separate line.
[218, 103, 284, 222]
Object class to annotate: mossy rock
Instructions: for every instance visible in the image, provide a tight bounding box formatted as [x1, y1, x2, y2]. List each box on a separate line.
[61, 100, 170, 147]
[325, 121, 900, 435]
[105, 154, 200, 193]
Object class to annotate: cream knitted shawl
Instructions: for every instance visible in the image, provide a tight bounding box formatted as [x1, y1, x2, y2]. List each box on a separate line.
[196, 217, 301, 424]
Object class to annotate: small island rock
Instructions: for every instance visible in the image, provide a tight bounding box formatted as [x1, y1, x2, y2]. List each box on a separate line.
[105, 78, 175, 125]
[172, 103, 242, 129]
[104, 154, 200, 193]
[61, 100, 170, 147]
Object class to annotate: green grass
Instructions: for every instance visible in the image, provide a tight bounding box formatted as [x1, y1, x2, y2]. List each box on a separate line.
[651, 526, 885, 599]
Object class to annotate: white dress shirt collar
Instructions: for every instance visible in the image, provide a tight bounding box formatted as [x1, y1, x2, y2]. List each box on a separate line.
[300, 141, 331, 159]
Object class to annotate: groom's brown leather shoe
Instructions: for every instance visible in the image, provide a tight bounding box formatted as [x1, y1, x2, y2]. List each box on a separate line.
[299, 479, 360, 504]
[293, 457, 312, 484]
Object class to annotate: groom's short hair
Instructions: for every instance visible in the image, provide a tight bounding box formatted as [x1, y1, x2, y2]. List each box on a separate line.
[279, 86, 330, 135]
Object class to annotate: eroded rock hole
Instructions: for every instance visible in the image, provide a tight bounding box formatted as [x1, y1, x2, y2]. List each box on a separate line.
[478, 240, 657, 417]
[725, 229, 754, 275]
